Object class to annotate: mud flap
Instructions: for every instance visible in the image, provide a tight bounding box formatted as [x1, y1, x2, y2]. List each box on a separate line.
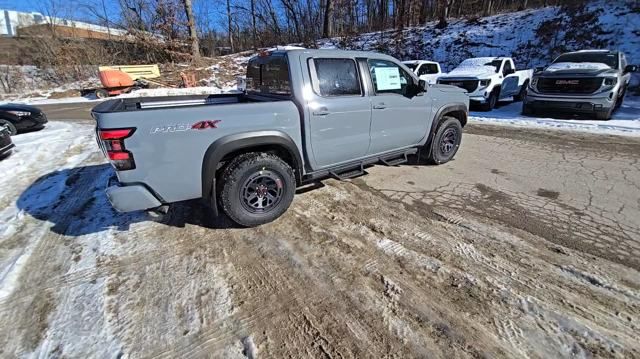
[210, 177, 219, 217]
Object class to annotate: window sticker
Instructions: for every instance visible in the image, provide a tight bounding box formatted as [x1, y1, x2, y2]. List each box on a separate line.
[374, 67, 401, 90]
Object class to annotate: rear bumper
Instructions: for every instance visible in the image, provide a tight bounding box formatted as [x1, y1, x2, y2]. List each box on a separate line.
[0, 142, 14, 157]
[106, 183, 162, 212]
[16, 114, 48, 131]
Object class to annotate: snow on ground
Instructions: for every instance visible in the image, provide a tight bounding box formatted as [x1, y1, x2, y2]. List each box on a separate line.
[0, 122, 240, 357]
[470, 95, 640, 136]
[3, 86, 231, 105]
[5, 96, 102, 105]
[0, 122, 99, 297]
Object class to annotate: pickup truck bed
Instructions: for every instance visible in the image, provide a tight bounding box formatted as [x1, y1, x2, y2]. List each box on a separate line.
[92, 93, 284, 112]
[94, 92, 301, 205]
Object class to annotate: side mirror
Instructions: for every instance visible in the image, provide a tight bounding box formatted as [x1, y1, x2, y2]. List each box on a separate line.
[624, 65, 638, 73]
[535, 66, 545, 73]
[418, 79, 427, 90]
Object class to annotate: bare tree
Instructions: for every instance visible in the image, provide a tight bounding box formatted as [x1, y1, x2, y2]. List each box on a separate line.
[322, 0, 332, 38]
[182, 0, 200, 62]
[227, 0, 235, 52]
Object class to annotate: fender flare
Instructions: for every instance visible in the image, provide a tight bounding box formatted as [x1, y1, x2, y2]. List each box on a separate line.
[422, 102, 468, 148]
[201, 130, 303, 201]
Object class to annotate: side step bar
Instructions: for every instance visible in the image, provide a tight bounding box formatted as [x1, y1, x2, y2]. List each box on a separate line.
[329, 164, 365, 180]
[302, 148, 418, 184]
[380, 153, 408, 166]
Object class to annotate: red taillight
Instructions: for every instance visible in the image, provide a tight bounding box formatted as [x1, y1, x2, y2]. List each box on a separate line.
[107, 151, 131, 161]
[99, 128, 134, 140]
[98, 127, 136, 170]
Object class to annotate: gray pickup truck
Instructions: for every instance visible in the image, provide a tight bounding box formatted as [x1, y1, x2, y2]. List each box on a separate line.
[92, 49, 468, 226]
[524, 50, 637, 120]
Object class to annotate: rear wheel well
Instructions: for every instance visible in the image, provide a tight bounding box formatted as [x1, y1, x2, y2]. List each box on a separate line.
[217, 145, 300, 184]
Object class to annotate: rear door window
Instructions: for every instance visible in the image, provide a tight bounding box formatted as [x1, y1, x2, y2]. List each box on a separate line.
[246, 55, 291, 95]
[311, 58, 362, 96]
[502, 60, 513, 75]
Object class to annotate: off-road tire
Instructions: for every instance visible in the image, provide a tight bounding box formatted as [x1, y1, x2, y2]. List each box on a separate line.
[95, 89, 109, 99]
[219, 152, 295, 227]
[481, 89, 499, 111]
[521, 103, 534, 117]
[594, 107, 614, 121]
[0, 119, 17, 136]
[426, 116, 462, 165]
[614, 86, 626, 110]
[514, 80, 529, 101]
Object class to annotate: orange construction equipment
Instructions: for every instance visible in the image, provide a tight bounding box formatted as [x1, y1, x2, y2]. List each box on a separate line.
[94, 70, 137, 98]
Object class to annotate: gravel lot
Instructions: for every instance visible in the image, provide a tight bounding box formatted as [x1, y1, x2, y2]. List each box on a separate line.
[0, 114, 639, 357]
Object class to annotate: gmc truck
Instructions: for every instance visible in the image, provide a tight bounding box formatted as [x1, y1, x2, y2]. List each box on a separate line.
[523, 50, 637, 120]
[437, 57, 532, 110]
[92, 49, 469, 227]
[402, 60, 443, 85]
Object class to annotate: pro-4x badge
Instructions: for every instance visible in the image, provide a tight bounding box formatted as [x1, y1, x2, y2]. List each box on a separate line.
[192, 120, 222, 130]
[150, 120, 222, 134]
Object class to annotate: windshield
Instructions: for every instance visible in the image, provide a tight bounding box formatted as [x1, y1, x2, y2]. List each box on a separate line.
[246, 54, 292, 95]
[553, 52, 618, 69]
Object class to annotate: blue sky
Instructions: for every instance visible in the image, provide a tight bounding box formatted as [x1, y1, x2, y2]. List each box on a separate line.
[0, 0, 230, 31]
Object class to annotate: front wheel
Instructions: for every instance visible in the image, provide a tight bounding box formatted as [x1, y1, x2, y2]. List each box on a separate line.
[426, 116, 462, 165]
[481, 90, 499, 111]
[514, 81, 529, 101]
[614, 86, 626, 110]
[95, 89, 109, 99]
[219, 152, 295, 227]
[0, 119, 17, 136]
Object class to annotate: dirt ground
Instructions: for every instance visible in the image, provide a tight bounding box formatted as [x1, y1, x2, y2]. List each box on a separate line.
[0, 121, 639, 358]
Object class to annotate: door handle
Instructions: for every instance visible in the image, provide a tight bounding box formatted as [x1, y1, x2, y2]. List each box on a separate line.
[373, 103, 387, 110]
[312, 107, 330, 116]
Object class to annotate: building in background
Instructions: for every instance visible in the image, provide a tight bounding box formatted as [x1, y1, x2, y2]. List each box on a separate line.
[0, 9, 127, 39]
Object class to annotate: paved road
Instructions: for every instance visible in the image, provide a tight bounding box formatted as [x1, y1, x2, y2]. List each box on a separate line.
[365, 124, 640, 270]
[39, 102, 97, 122]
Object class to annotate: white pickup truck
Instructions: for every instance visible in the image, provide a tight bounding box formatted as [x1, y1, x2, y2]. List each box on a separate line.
[437, 57, 533, 110]
[402, 60, 443, 85]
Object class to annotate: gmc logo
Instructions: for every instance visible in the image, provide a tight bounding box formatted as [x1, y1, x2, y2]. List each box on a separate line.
[555, 80, 580, 85]
[192, 120, 221, 130]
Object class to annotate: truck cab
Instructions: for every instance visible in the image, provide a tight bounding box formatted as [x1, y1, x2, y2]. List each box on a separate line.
[438, 57, 533, 110]
[402, 60, 443, 85]
[93, 49, 469, 226]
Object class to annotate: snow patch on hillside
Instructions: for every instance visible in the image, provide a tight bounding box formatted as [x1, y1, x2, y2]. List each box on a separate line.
[316, 1, 640, 71]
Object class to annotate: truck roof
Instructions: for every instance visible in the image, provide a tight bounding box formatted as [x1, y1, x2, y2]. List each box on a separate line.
[574, 49, 613, 53]
[258, 48, 401, 62]
[402, 60, 439, 65]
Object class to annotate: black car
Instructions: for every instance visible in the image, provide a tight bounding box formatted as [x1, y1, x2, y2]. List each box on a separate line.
[0, 103, 48, 136]
[0, 125, 14, 158]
